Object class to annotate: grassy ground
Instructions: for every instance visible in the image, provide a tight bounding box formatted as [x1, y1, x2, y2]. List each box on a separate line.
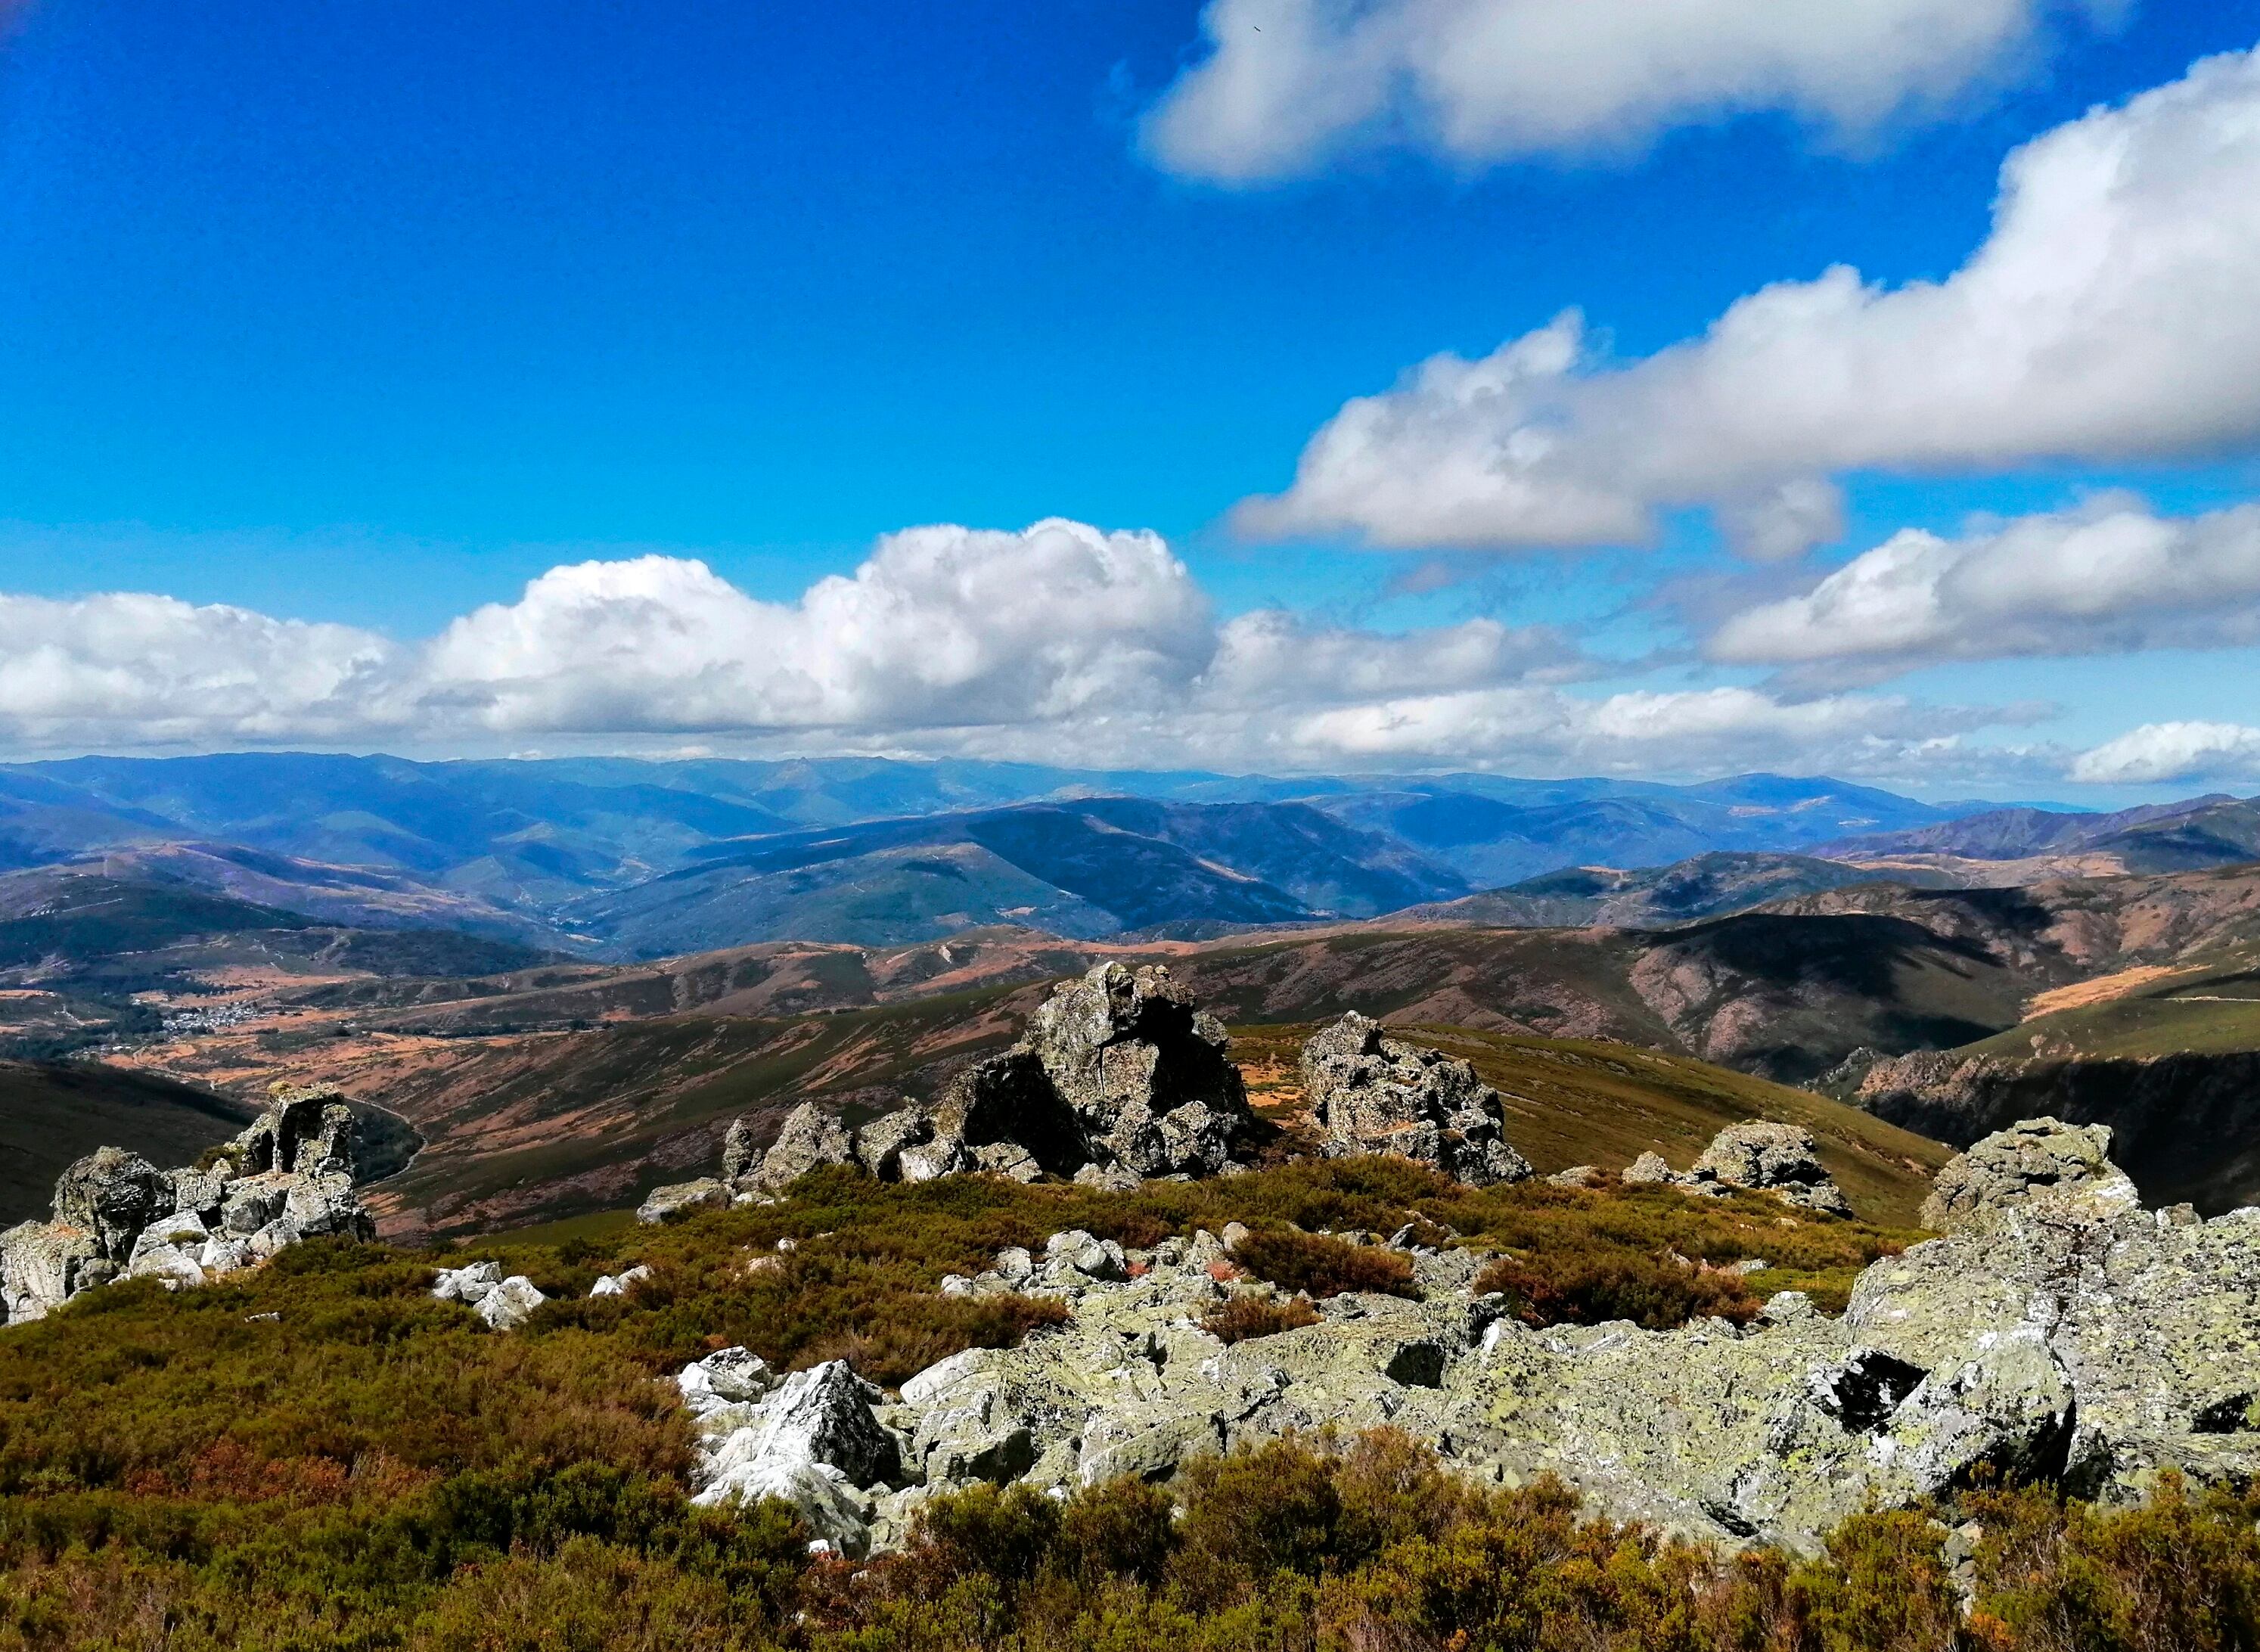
[1960, 993, 2260, 1061]
[1233, 1023, 1952, 1228]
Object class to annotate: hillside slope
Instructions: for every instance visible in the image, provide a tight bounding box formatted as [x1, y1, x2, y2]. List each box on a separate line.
[0, 1061, 258, 1222]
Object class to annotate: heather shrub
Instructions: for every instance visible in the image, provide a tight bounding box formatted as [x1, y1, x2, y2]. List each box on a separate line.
[1197, 1293, 1321, 1344]
[1228, 1227, 1417, 1300]
[1475, 1249, 1764, 1330]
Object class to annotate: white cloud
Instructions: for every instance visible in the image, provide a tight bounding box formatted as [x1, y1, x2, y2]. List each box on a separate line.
[1242, 44, 2260, 554]
[0, 520, 2044, 783]
[1145, 0, 2110, 183]
[0, 592, 403, 748]
[1709, 495, 2260, 682]
[2071, 720, 2260, 784]
[1282, 682, 1994, 775]
[423, 520, 1218, 734]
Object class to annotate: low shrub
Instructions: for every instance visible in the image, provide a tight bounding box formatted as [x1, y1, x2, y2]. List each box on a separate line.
[1198, 1293, 1322, 1345]
[1475, 1249, 1764, 1330]
[1228, 1228, 1416, 1300]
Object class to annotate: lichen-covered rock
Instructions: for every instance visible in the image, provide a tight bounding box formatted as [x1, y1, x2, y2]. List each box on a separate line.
[1026, 964, 1254, 1178]
[1622, 1151, 1675, 1185]
[744, 1101, 857, 1194]
[126, 1213, 214, 1290]
[839, 1120, 2260, 1560]
[1299, 1013, 1532, 1186]
[433, 1260, 503, 1305]
[637, 1178, 730, 1225]
[721, 1116, 760, 1185]
[476, 1275, 548, 1331]
[1918, 1117, 2138, 1233]
[852, 1107, 933, 1179]
[0, 1221, 104, 1324]
[53, 1147, 173, 1259]
[1685, 1122, 1851, 1216]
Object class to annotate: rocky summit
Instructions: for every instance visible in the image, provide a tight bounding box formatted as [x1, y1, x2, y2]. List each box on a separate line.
[649, 962, 1260, 1218]
[0, 1083, 381, 1326]
[672, 1116, 2260, 1559]
[1300, 1010, 1532, 1185]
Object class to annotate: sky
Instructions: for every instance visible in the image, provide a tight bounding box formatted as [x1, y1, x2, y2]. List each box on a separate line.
[5, 0, 2260, 799]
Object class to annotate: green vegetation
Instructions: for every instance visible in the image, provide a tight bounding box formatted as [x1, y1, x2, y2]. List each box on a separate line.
[1960, 991, 2260, 1061]
[0, 1163, 2237, 1648]
[1227, 1228, 1418, 1300]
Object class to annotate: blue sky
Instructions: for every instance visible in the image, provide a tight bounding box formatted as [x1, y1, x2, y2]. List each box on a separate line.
[4, 0, 2260, 796]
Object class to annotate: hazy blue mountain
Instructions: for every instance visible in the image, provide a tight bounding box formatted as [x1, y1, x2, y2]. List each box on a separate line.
[1819, 794, 2259, 869]
[578, 796, 1460, 954]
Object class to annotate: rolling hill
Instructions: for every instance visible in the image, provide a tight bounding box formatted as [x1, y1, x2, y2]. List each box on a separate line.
[0, 1060, 259, 1224]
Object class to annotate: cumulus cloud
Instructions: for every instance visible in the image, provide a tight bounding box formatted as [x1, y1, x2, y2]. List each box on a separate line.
[1241, 44, 2260, 554]
[424, 520, 1218, 734]
[0, 592, 404, 749]
[0, 518, 2039, 781]
[1144, 0, 2110, 182]
[2071, 720, 2260, 784]
[1709, 495, 2260, 684]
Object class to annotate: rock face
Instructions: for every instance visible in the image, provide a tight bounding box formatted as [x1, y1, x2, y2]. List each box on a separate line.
[1616, 1122, 1852, 1215]
[1300, 1014, 1532, 1185]
[723, 964, 1258, 1197]
[1917, 1116, 2137, 1232]
[681, 1119, 2260, 1560]
[2, 1083, 382, 1328]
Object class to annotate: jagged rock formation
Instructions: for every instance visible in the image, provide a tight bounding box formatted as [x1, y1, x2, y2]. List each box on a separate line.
[1299, 1013, 1532, 1186]
[678, 1349, 902, 1555]
[1917, 1116, 2137, 1232]
[1616, 1122, 1851, 1214]
[681, 1118, 2260, 1557]
[675, 964, 1258, 1213]
[432, 1260, 550, 1330]
[2, 1083, 380, 1327]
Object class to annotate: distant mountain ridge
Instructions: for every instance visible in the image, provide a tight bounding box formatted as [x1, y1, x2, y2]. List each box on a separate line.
[7, 751, 2251, 954]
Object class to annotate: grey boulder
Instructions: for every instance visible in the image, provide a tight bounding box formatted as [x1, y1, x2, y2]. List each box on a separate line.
[1299, 1012, 1532, 1186]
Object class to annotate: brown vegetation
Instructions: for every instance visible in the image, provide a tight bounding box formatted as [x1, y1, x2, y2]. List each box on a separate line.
[1197, 1293, 1323, 1345]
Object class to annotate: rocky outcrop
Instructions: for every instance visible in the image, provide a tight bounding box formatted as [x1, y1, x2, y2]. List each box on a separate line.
[722, 964, 1258, 1198]
[1615, 1123, 1851, 1215]
[1917, 1116, 2137, 1232]
[1299, 1014, 1532, 1186]
[1683, 1121, 1851, 1215]
[681, 1119, 2258, 1559]
[2, 1082, 382, 1328]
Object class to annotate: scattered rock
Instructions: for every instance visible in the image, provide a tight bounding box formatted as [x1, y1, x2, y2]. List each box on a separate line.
[1548, 1165, 1603, 1188]
[1611, 1125, 1851, 1215]
[432, 1261, 502, 1305]
[477, 1275, 548, 1331]
[2, 1088, 380, 1328]
[638, 1178, 730, 1225]
[589, 1265, 653, 1297]
[1299, 1014, 1532, 1186]
[1918, 1117, 2138, 1233]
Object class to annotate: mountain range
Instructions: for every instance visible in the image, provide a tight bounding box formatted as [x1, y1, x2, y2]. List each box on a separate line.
[0, 751, 2032, 955]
